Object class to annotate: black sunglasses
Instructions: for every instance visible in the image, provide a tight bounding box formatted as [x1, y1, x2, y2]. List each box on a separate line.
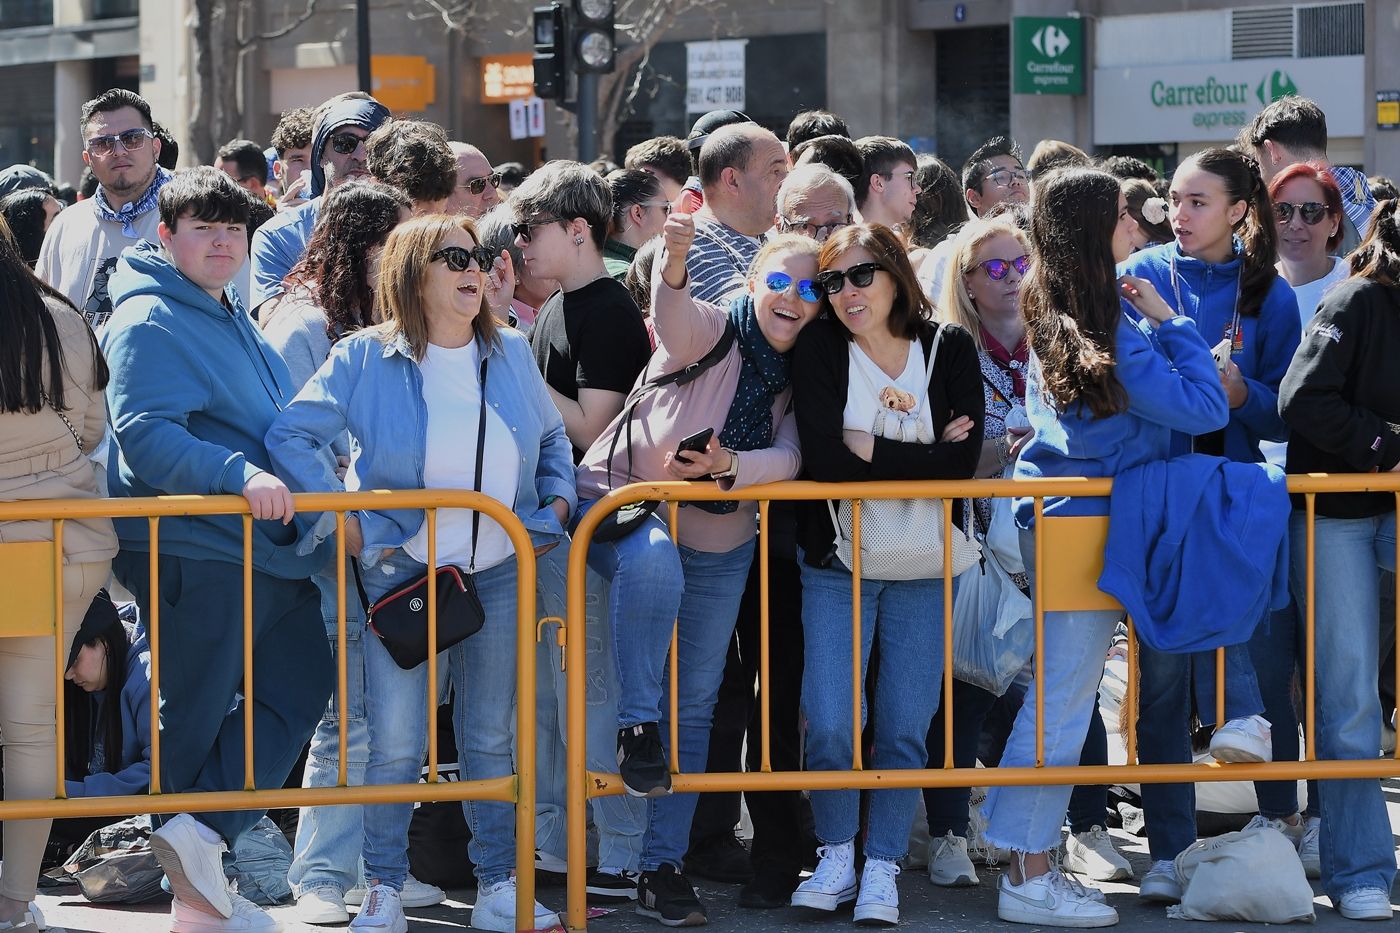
[460, 172, 503, 196]
[328, 131, 367, 155]
[513, 216, 564, 243]
[814, 262, 885, 296]
[85, 128, 153, 158]
[430, 245, 495, 273]
[1274, 201, 1330, 226]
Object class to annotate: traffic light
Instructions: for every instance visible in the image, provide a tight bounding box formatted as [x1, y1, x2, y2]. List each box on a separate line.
[572, 0, 615, 74]
[533, 4, 569, 100]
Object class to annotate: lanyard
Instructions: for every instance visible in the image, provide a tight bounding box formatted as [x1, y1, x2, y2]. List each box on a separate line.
[1170, 253, 1243, 352]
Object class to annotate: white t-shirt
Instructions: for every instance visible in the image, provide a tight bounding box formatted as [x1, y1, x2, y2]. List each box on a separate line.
[1286, 257, 1349, 332]
[844, 339, 934, 441]
[403, 341, 520, 570]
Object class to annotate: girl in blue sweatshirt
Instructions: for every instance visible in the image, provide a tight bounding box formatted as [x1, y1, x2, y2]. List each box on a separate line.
[986, 167, 1228, 928]
[1118, 149, 1302, 902]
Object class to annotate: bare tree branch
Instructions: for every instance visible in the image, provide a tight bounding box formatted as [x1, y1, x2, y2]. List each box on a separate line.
[237, 0, 323, 49]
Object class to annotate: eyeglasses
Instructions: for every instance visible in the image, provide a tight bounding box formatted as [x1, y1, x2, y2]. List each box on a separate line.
[886, 169, 916, 184]
[986, 167, 1030, 189]
[85, 128, 154, 158]
[328, 132, 368, 155]
[976, 255, 1030, 281]
[1274, 201, 1330, 226]
[512, 216, 564, 242]
[429, 245, 495, 273]
[814, 261, 885, 295]
[779, 215, 853, 242]
[459, 172, 503, 195]
[764, 271, 823, 303]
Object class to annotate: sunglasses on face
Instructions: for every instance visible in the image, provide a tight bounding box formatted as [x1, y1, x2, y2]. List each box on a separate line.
[328, 132, 368, 155]
[764, 271, 823, 303]
[512, 216, 563, 243]
[1274, 201, 1330, 226]
[85, 128, 154, 158]
[780, 215, 852, 242]
[429, 245, 495, 273]
[976, 255, 1031, 281]
[986, 167, 1030, 189]
[814, 261, 885, 296]
[460, 172, 503, 195]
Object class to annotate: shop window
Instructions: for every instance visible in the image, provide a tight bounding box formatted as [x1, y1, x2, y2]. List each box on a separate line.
[0, 0, 52, 29]
[934, 26, 1009, 169]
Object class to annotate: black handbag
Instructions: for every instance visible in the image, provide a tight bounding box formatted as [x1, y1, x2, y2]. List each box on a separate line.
[353, 353, 490, 670]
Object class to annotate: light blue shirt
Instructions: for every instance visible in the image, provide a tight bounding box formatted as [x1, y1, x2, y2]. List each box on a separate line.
[249, 197, 321, 308]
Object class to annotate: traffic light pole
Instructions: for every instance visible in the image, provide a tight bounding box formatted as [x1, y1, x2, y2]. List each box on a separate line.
[356, 0, 372, 93]
[576, 71, 599, 163]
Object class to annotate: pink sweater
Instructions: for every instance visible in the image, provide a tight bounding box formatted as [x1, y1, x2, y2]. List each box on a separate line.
[575, 275, 801, 553]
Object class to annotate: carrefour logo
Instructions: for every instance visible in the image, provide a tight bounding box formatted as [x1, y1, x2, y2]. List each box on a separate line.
[1032, 24, 1072, 58]
[1257, 70, 1298, 105]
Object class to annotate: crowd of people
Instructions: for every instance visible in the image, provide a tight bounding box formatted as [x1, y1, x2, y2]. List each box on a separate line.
[0, 84, 1397, 933]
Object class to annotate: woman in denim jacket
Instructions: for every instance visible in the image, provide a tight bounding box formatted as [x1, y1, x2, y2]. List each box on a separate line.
[267, 214, 574, 933]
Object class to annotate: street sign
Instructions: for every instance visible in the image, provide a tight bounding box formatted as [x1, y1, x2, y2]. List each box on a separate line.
[509, 99, 529, 140]
[372, 55, 436, 112]
[1379, 91, 1400, 131]
[685, 40, 747, 114]
[482, 53, 536, 104]
[526, 97, 546, 137]
[1013, 16, 1083, 96]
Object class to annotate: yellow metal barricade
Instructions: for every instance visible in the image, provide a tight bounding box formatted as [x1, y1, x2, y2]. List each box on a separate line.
[0, 490, 541, 932]
[564, 474, 1400, 930]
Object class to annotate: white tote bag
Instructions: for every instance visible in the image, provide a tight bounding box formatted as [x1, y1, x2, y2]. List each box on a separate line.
[827, 324, 981, 581]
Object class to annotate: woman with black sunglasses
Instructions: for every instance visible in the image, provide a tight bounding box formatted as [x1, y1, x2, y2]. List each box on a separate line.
[788, 223, 983, 925]
[1269, 161, 1348, 331]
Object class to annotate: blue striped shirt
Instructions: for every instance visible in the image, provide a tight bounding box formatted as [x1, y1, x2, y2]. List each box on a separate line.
[686, 218, 760, 304]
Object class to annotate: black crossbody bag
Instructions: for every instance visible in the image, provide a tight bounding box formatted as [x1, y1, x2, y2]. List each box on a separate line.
[353, 354, 490, 670]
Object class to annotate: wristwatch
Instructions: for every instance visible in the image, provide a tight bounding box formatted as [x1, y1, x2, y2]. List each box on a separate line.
[712, 448, 739, 480]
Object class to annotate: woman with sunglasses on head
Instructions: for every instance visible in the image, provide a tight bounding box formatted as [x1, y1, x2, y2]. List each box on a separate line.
[982, 167, 1227, 928]
[515, 161, 652, 462]
[1270, 162, 1348, 330]
[603, 169, 669, 282]
[788, 223, 983, 925]
[267, 214, 573, 933]
[1277, 198, 1400, 921]
[568, 208, 821, 926]
[1117, 148, 1301, 905]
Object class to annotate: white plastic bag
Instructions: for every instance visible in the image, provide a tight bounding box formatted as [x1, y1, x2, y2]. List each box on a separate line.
[985, 495, 1025, 575]
[951, 553, 1034, 695]
[1167, 824, 1315, 923]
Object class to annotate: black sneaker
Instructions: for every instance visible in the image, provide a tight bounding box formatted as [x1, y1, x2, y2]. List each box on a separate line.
[684, 832, 753, 884]
[618, 723, 672, 798]
[636, 864, 707, 927]
[586, 869, 639, 903]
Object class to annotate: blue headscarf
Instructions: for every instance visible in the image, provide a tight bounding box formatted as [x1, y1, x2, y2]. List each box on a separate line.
[309, 97, 391, 197]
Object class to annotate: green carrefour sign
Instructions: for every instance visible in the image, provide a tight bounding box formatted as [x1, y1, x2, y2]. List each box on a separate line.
[1013, 16, 1084, 96]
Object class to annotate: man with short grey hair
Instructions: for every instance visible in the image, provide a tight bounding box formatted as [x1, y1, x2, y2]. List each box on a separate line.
[775, 164, 857, 243]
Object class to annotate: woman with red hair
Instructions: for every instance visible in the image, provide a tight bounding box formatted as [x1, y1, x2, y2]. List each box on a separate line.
[1269, 161, 1347, 329]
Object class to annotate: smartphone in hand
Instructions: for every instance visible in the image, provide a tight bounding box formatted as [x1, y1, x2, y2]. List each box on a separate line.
[675, 427, 715, 462]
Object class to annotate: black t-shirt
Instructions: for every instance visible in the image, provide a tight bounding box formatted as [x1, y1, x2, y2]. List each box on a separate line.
[528, 276, 652, 459]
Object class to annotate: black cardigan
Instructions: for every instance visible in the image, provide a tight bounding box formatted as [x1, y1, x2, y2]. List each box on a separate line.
[1280, 277, 1400, 518]
[790, 316, 985, 567]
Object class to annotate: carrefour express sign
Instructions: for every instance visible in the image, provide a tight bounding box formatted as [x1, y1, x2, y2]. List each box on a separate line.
[1093, 56, 1363, 145]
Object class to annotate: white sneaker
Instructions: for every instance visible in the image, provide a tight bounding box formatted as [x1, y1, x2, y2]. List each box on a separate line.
[470, 877, 560, 933]
[790, 841, 858, 911]
[1208, 715, 1273, 763]
[1297, 817, 1321, 879]
[25, 902, 45, 931]
[928, 831, 980, 886]
[534, 849, 569, 873]
[997, 870, 1119, 927]
[296, 887, 349, 926]
[152, 814, 234, 920]
[1064, 826, 1133, 882]
[347, 875, 446, 909]
[1337, 886, 1394, 921]
[349, 885, 408, 933]
[854, 858, 900, 925]
[171, 893, 281, 933]
[1138, 859, 1183, 904]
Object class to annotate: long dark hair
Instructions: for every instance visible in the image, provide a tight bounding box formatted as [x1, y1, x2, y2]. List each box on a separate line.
[282, 181, 409, 340]
[1349, 198, 1400, 287]
[1022, 167, 1127, 418]
[0, 217, 107, 414]
[817, 223, 932, 341]
[1188, 147, 1279, 317]
[1, 189, 55, 267]
[64, 619, 132, 781]
[911, 155, 965, 248]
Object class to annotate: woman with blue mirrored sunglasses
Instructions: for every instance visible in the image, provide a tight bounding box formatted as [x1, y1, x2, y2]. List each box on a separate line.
[764, 270, 823, 304]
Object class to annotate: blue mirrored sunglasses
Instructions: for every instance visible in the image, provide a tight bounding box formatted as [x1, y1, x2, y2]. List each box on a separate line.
[764, 271, 822, 303]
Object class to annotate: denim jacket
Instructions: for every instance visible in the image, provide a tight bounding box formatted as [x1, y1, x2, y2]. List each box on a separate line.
[265, 324, 577, 568]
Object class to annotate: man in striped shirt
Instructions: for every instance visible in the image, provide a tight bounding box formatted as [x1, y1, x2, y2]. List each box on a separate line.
[685, 124, 789, 303]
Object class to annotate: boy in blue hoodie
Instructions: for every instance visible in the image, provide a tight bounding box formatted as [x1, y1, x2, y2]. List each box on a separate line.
[101, 167, 333, 933]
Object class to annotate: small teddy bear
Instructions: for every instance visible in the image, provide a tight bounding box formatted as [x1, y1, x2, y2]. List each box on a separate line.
[872, 386, 933, 444]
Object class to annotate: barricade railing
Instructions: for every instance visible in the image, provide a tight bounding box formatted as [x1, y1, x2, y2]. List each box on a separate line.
[564, 474, 1400, 930]
[0, 490, 540, 932]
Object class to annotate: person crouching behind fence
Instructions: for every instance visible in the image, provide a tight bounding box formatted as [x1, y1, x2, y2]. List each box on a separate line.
[569, 208, 820, 927]
[101, 166, 334, 933]
[267, 214, 574, 933]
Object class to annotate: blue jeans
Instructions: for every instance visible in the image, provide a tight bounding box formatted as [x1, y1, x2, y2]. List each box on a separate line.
[984, 530, 1121, 854]
[1290, 510, 1397, 902]
[534, 544, 645, 874]
[1137, 640, 1264, 861]
[1245, 600, 1317, 819]
[360, 553, 523, 888]
[289, 567, 370, 897]
[800, 555, 951, 862]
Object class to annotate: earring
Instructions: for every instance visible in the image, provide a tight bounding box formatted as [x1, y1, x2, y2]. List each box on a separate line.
[575, 236, 585, 245]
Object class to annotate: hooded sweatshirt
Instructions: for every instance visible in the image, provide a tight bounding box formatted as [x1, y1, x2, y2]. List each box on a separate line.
[101, 240, 327, 579]
[65, 624, 152, 798]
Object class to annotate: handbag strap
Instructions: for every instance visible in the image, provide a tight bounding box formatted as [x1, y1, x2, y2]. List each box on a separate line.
[42, 390, 84, 454]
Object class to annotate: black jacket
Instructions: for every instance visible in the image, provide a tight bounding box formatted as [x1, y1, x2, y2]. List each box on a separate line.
[1280, 277, 1400, 518]
[791, 316, 984, 566]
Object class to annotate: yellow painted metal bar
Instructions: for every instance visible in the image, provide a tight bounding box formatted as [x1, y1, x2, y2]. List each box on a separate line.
[1125, 618, 1138, 765]
[510, 527, 540, 932]
[426, 508, 439, 784]
[1214, 646, 1226, 729]
[758, 500, 772, 773]
[148, 517, 161, 794]
[565, 512, 591, 931]
[851, 499, 863, 771]
[243, 514, 255, 791]
[336, 511, 349, 787]
[942, 498, 954, 769]
[1305, 494, 1316, 760]
[1033, 497, 1045, 767]
[53, 519, 66, 799]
